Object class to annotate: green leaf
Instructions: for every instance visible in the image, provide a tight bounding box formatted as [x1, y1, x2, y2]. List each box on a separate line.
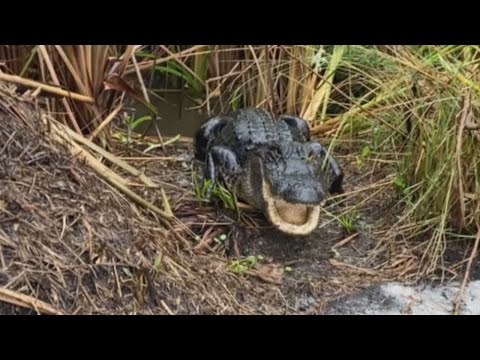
[130, 115, 152, 130]
[361, 145, 370, 158]
[393, 176, 407, 191]
[153, 257, 162, 270]
[122, 267, 133, 277]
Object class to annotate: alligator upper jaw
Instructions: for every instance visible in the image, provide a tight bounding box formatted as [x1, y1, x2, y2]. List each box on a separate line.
[262, 181, 321, 236]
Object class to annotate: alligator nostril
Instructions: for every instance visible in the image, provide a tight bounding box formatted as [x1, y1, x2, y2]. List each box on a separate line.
[285, 186, 322, 204]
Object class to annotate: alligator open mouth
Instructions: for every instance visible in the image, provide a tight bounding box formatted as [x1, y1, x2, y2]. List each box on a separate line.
[262, 180, 321, 236]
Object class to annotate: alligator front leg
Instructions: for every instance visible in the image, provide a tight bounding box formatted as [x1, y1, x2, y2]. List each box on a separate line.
[194, 116, 231, 161]
[305, 142, 344, 194]
[204, 146, 241, 199]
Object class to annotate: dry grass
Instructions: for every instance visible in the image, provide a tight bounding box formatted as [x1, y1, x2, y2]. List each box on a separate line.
[0, 86, 279, 314]
[1, 83, 389, 314]
[1, 45, 480, 313]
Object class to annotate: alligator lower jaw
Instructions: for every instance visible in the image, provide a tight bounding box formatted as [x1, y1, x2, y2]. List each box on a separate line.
[264, 197, 321, 236]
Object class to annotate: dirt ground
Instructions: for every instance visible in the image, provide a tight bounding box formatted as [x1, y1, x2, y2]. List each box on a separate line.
[107, 134, 402, 314]
[1, 92, 472, 315]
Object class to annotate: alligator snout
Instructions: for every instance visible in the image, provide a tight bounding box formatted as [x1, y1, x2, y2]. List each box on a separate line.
[283, 183, 326, 204]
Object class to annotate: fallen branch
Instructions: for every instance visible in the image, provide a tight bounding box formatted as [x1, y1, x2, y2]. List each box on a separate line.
[329, 259, 378, 276]
[45, 116, 173, 224]
[49, 123, 128, 186]
[193, 227, 220, 253]
[0, 72, 94, 104]
[452, 228, 480, 315]
[310, 117, 341, 135]
[87, 104, 123, 142]
[0, 287, 64, 315]
[160, 300, 175, 315]
[47, 115, 158, 188]
[332, 233, 359, 249]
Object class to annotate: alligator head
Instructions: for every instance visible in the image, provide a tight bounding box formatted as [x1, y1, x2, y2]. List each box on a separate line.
[241, 144, 330, 236]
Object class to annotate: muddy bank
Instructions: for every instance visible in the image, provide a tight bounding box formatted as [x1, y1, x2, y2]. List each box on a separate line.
[0, 88, 400, 314]
[3, 85, 474, 315]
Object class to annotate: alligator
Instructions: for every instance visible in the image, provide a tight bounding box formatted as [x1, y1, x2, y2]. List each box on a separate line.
[194, 107, 344, 236]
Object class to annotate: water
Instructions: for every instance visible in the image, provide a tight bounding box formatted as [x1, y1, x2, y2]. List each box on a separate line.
[125, 90, 208, 138]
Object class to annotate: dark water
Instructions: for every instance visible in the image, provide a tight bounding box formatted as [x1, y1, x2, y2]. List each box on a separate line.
[125, 90, 209, 138]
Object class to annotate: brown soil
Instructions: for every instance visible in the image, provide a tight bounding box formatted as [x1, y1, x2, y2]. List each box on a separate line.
[0, 90, 412, 315]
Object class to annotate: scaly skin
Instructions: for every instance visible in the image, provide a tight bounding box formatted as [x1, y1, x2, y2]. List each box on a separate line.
[194, 107, 343, 235]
